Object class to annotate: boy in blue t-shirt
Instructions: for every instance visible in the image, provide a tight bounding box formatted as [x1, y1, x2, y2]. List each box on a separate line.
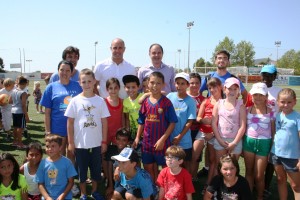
[167, 72, 196, 173]
[111, 147, 157, 200]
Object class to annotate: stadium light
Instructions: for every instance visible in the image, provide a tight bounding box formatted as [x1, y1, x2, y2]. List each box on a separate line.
[275, 41, 281, 63]
[187, 21, 194, 72]
[94, 41, 98, 65]
[26, 59, 32, 73]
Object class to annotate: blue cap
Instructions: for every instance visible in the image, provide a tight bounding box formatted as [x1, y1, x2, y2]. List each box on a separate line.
[260, 65, 277, 74]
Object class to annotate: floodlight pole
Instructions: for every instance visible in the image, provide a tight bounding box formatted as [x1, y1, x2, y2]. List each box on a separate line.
[187, 21, 194, 73]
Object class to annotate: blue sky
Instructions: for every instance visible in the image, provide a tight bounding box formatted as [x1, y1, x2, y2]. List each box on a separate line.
[1, 0, 299, 73]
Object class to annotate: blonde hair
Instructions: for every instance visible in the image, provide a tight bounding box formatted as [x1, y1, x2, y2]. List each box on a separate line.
[33, 81, 41, 90]
[278, 88, 296, 100]
[3, 78, 15, 87]
[165, 145, 186, 160]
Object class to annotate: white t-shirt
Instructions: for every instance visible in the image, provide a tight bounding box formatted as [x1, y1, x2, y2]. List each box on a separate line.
[94, 58, 136, 99]
[267, 86, 281, 113]
[65, 94, 110, 148]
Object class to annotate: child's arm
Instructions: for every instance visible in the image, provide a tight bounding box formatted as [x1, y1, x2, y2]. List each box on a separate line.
[56, 177, 74, 200]
[21, 189, 28, 200]
[212, 102, 227, 148]
[203, 190, 213, 200]
[113, 166, 120, 181]
[227, 104, 246, 152]
[158, 187, 165, 200]
[44, 108, 51, 134]
[67, 117, 75, 155]
[21, 92, 29, 122]
[186, 193, 193, 200]
[172, 119, 193, 145]
[138, 92, 150, 104]
[38, 183, 53, 200]
[196, 100, 206, 123]
[124, 113, 130, 130]
[101, 117, 108, 153]
[19, 164, 25, 174]
[132, 124, 144, 148]
[154, 122, 176, 151]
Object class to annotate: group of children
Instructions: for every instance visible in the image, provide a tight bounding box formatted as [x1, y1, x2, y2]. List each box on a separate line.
[1, 63, 300, 200]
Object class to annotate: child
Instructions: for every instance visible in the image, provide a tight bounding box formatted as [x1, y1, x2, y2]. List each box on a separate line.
[105, 128, 131, 199]
[33, 81, 44, 113]
[167, 72, 196, 173]
[20, 142, 43, 200]
[35, 134, 77, 200]
[122, 74, 144, 140]
[0, 153, 28, 200]
[212, 77, 246, 161]
[243, 82, 275, 199]
[9, 76, 29, 149]
[269, 88, 300, 199]
[191, 77, 223, 190]
[204, 154, 252, 200]
[0, 78, 15, 141]
[157, 145, 195, 200]
[133, 71, 178, 181]
[111, 147, 157, 200]
[142, 76, 150, 93]
[65, 68, 110, 200]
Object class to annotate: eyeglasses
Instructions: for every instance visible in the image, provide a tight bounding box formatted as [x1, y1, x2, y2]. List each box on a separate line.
[164, 156, 179, 161]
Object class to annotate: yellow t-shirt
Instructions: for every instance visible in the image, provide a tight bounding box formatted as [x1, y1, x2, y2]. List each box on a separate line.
[0, 174, 28, 199]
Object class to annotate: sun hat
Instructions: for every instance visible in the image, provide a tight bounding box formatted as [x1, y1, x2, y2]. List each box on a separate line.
[111, 147, 139, 162]
[175, 72, 190, 82]
[260, 65, 277, 74]
[224, 77, 240, 88]
[249, 82, 268, 95]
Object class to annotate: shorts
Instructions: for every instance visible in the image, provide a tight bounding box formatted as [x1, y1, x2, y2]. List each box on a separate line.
[183, 148, 192, 161]
[195, 131, 215, 145]
[243, 135, 271, 156]
[34, 98, 41, 105]
[191, 129, 198, 142]
[213, 137, 242, 154]
[28, 194, 41, 200]
[269, 152, 300, 173]
[12, 113, 26, 128]
[2, 109, 12, 131]
[75, 146, 102, 182]
[115, 184, 142, 199]
[142, 151, 166, 166]
[105, 144, 119, 161]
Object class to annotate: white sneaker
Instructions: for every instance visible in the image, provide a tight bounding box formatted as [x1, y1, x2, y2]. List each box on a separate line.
[71, 184, 80, 196]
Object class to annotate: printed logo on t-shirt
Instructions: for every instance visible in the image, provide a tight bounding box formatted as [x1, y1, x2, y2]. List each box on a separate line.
[146, 114, 160, 122]
[83, 104, 97, 128]
[48, 169, 58, 185]
[0, 194, 15, 200]
[220, 191, 238, 200]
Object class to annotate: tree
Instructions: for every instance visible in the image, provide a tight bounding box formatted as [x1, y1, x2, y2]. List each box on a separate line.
[213, 37, 235, 62]
[277, 49, 300, 75]
[193, 57, 206, 68]
[232, 40, 255, 66]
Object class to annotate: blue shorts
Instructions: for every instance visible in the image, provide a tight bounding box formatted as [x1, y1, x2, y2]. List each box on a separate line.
[115, 184, 142, 199]
[183, 148, 192, 161]
[269, 152, 299, 173]
[75, 146, 102, 182]
[142, 151, 166, 166]
[214, 137, 242, 154]
[12, 113, 26, 128]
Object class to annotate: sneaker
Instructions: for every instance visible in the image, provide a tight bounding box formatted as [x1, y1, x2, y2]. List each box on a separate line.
[80, 194, 88, 200]
[91, 192, 105, 200]
[197, 167, 208, 178]
[71, 184, 80, 197]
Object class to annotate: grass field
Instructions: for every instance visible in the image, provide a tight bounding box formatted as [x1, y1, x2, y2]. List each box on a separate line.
[0, 80, 299, 199]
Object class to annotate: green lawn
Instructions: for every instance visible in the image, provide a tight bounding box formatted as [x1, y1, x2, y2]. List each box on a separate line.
[0, 81, 299, 199]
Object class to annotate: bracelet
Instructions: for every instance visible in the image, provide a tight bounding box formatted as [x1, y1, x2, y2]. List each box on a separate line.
[101, 141, 107, 144]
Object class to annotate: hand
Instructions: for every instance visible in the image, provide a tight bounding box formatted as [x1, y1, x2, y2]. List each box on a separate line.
[226, 142, 236, 152]
[106, 186, 114, 199]
[219, 140, 228, 148]
[56, 194, 65, 200]
[101, 143, 107, 153]
[132, 138, 139, 149]
[25, 115, 30, 123]
[204, 133, 214, 141]
[114, 167, 120, 181]
[154, 138, 164, 151]
[172, 135, 181, 145]
[68, 143, 75, 155]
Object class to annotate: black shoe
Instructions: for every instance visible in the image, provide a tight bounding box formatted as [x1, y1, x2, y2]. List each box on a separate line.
[197, 167, 208, 178]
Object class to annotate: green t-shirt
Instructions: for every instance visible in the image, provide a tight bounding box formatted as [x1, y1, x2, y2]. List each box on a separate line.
[123, 93, 143, 138]
[0, 174, 28, 199]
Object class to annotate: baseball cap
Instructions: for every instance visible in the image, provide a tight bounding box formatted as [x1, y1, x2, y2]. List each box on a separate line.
[249, 82, 268, 95]
[224, 77, 240, 88]
[175, 72, 190, 82]
[111, 147, 139, 162]
[122, 75, 140, 86]
[260, 65, 277, 74]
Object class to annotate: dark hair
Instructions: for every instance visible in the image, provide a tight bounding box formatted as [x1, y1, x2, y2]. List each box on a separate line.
[80, 68, 95, 79]
[149, 43, 164, 54]
[116, 128, 131, 141]
[207, 77, 222, 88]
[129, 150, 140, 163]
[165, 145, 186, 160]
[149, 71, 165, 83]
[106, 77, 120, 89]
[215, 50, 230, 60]
[142, 76, 149, 82]
[261, 72, 278, 80]
[122, 75, 140, 86]
[189, 73, 201, 83]
[57, 60, 74, 73]
[218, 154, 240, 176]
[62, 46, 80, 60]
[0, 153, 20, 190]
[18, 76, 28, 85]
[45, 134, 63, 146]
[26, 142, 43, 157]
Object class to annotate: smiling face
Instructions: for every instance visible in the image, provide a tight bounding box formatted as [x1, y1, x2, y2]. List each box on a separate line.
[215, 53, 229, 69]
[110, 39, 125, 63]
[45, 141, 61, 160]
[277, 94, 296, 115]
[220, 161, 237, 181]
[175, 78, 189, 96]
[124, 82, 139, 99]
[58, 63, 72, 82]
[107, 82, 120, 98]
[224, 84, 239, 99]
[261, 72, 276, 88]
[149, 44, 163, 67]
[252, 93, 267, 106]
[148, 75, 164, 96]
[189, 77, 201, 95]
[116, 135, 129, 151]
[27, 148, 42, 166]
[65, 52, 79, 67]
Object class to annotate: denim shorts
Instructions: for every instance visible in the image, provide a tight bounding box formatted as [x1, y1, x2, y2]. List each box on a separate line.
[243, 135, 271, 156]
[75, 146, 102, 182]
[142, 151, 166, 166]
[213, 137, 242, 154]
[269, 152, 300, 173]
[115, 185, 142, 199]
[195, 131, 215, 145]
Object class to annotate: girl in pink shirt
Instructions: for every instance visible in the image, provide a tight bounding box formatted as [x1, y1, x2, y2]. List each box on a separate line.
[212, 77, 246, 162]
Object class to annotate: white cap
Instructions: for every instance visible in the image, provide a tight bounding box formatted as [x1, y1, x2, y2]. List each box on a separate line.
[111, 147, 139, 162]
[175, 72, 190, 82]
[249, 82, 268, 95]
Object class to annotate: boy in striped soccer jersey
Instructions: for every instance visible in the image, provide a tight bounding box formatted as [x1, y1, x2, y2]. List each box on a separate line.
[133, 71, 178, 181]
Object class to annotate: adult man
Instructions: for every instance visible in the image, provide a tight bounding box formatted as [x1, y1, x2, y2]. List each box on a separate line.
[94, 38, 136, 99]
[137, 43, 176, 94]
[49, 46, 80, 83]
[200, 50, 248, 103]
